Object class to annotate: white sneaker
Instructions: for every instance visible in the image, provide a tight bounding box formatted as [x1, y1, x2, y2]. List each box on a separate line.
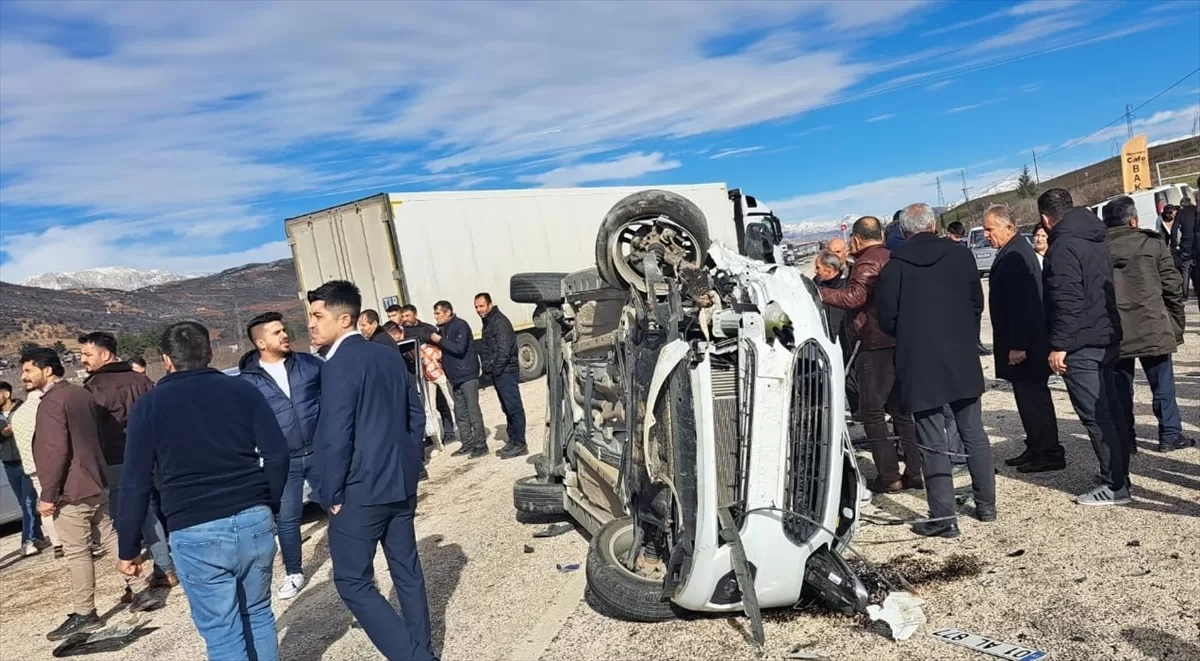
[20, 541, 40, 557]
[278, 573, 306, 599]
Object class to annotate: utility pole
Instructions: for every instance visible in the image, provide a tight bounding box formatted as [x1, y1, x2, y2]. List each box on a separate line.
[936, 176, 946, 208]
[1125, 104, 1134, 140]
[1031, 149, 1041, 186]
[959, 170, 972, 208]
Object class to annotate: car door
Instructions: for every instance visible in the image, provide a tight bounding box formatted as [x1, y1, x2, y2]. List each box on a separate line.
[0, 465, 21, 525]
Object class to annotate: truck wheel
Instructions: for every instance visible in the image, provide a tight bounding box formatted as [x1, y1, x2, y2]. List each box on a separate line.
[594, 189, 711, 292]
[513, 475, 565, 516]
[511, 272, 568, 306]
[517, 333, 545, 381]
[586, 517, 678, 622]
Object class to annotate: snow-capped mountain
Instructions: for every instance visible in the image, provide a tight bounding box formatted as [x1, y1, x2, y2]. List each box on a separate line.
[19, 267, 189, 291]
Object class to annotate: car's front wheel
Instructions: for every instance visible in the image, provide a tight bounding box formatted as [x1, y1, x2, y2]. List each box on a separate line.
[585, 517, 678, 622]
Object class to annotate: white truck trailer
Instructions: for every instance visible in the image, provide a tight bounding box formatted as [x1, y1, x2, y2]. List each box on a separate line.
[284, 183, 778, 380]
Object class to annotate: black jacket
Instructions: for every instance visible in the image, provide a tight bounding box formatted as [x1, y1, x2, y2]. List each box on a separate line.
[1176, 204, 1198, 263]
[819, 272, 850, 351]
[480, 307, 519, 378]
[1107, 225, 1185, 358]
[437, 316, 481, 387]
[989, 234, 1051, 383]
[876, 233, 985, 414]
[1043, 208, 1122, 353]
[367, 328, 397, 350]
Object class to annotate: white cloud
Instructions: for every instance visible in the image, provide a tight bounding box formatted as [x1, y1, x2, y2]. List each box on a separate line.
[923, 0, 1081, 36]
[791, 125, 835, 137]
[769, 157, 1093, 227]
[867, 114, 896, 123]
[710, 146, 765, 159]
[946, 98, 1006, 114]
[518, 152, 681, 187]
[927, 79, 955, 91]
[2, 1, 949, 274]
[1017, 145, 1052, 156]
[1063, 104, 1200, 147]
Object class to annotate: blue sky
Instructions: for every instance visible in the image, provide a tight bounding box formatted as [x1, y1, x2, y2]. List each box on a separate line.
[0, 0, 1198, 281]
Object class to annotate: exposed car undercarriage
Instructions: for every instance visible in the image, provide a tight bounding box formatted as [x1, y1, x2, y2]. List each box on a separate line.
[512, 189, 867, 638]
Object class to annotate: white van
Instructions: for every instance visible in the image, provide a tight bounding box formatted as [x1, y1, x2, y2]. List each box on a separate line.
[1088, 183, 1194, 227]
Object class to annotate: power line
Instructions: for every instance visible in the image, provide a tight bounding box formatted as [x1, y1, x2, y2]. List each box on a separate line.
[967, 66, 1200, 201]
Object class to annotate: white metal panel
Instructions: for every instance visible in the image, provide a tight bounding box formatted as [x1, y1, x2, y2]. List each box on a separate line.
[388, 184, 735, 334]
[284, 195, 403, 314]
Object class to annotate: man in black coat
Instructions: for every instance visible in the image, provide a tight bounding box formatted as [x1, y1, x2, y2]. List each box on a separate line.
[814, 250, 858, 416]
[877, 203, 995, 538]
[1103, 196, 1195, 453]
[475, 293, 528, 459]
[983, 205, 1065, 472]
[425, 301, 488, 459]
[1179, 194, 1200, 309]
[1039, 188, 1130, 506]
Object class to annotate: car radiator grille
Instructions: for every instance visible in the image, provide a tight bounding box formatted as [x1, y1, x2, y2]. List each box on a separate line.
[711, 366, 740, 509]
[784, 339, 832, 544]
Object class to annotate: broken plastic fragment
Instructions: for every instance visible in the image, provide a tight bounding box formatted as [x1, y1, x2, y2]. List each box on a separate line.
[556, 563, 580, 573]
[866, 591, 926, 641]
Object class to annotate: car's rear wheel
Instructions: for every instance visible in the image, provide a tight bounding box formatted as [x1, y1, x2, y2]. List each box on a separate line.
[594, 190, 711, 292]
[586, 517, 678, 622]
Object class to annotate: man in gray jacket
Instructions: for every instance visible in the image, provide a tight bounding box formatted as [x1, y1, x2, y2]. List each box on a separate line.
[1103, 196, 1194, 453]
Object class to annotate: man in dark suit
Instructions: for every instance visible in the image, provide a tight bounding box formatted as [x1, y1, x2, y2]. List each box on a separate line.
[307, 280, 436, 661]
[983, 205, 1065, 472]
[877, 203, 995, 538]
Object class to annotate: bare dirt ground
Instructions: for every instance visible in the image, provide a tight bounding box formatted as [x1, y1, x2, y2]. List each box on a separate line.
[2, 289, 1198, 661]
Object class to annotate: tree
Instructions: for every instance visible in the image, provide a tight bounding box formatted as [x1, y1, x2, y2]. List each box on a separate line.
[1016, 164, 1038, 199]
[117, 327, 166, 360]
[53, 340, 68, 355]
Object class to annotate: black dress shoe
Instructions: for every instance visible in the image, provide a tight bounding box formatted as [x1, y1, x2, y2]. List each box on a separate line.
[1157, 437, 1197, 452]
[1017, 456, 1066, 473]
[498, 444, 529, 459]
[468, 448, 489, 459]
[911, 520, 960, 538]
[451, 445, 475, 457]
[1004, 449, 1037, 467]
[974, 506, 996, 522]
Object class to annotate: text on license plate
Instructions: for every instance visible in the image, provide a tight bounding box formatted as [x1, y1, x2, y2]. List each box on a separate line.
[930, 628, 1047, 661]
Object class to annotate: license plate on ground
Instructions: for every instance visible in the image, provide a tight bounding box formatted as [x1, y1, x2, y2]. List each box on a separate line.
[930, 628, 1047, 660]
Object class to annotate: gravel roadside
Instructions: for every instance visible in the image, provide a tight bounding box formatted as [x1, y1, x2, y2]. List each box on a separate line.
[2, 287, 1197, 661]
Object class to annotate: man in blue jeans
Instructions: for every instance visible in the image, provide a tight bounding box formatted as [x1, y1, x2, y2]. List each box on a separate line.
[118, 322, 289, 661]
[238, 311, 323, 599]
[0, 382, 47, 557]
[1103, 196, 1196, 453]
[475, 293, 527, 459]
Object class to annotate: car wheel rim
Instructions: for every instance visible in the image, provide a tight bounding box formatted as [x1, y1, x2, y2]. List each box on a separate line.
[607, 215, 703, 291]
[605, 523, 661, 585]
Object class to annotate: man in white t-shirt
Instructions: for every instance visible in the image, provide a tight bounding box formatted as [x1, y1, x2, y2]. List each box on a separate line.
[236, 312, 323, 599]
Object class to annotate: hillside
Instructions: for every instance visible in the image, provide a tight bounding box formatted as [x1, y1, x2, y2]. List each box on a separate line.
[940, 136, 1200, 229]
[0, 259, 306, 365]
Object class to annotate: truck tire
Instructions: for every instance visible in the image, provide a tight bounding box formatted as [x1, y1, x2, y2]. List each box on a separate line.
[586, 517, 678, 622]
[516, 333, 545, 381]
[594, 189, 711, 291]
[513, 475, 566, 516]
[511, 272, 568, 306]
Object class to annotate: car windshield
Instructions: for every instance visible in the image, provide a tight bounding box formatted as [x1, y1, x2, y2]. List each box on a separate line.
[971, 231, 989, 249]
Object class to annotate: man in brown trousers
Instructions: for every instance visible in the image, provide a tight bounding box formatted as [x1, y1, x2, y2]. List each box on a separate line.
[23, 347, 159, 642]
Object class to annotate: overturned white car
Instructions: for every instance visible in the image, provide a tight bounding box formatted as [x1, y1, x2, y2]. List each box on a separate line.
[511, 190, 865, 630]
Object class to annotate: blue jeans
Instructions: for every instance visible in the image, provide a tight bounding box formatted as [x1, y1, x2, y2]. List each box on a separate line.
[3, 462, 42, 544]
[171, 505, 279, 661]
[493, 371, 527, 446]
[108, 463, 174, 576]
[278, 453, 317, 575]
[1113, 355, 1184, 444]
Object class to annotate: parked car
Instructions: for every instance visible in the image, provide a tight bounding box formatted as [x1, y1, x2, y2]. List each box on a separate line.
[0, 468, 21, 525]
[511, 190, 866, 629]
[966, 227, 1034, 275]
